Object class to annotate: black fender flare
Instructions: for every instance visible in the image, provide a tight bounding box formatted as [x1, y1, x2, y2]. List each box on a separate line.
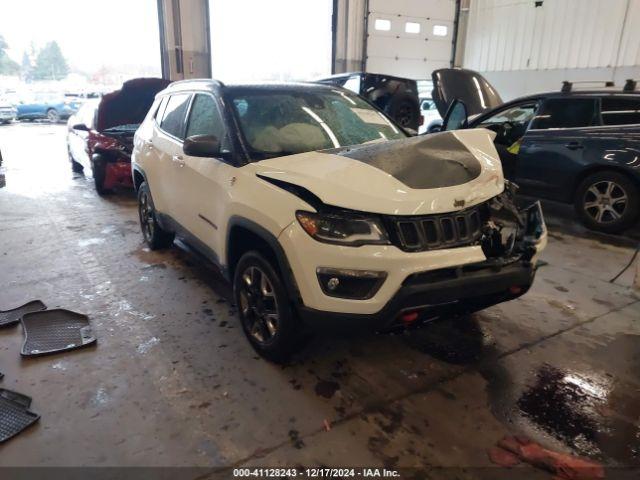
[131, 164, 148, 191]
[226, 216, 302, 305]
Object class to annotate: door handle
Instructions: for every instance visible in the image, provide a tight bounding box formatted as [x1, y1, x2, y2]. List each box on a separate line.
[172, 154, 185, 167]
[565, 142, 584, 150]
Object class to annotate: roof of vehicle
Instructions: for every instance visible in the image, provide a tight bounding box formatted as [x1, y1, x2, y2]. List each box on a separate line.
[163, 79, 349, 95]
[481, 90, 640, 115]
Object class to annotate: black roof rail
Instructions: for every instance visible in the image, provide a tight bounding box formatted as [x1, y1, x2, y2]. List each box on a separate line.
[561, 80, 615, 93]
[623, 79, 637, 92]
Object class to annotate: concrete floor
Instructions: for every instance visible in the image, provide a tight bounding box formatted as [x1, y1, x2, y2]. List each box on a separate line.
[0, 123, 639, 478]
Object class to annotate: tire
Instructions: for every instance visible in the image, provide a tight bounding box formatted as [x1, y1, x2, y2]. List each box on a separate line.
[91, 155, 111, 195]
[68, 148, 84, 173]
[233, 251, 298, 363]
[46, 109, 60, 123]
[137, 182, 175, 250]
[574, 171, 640, 233]
[385, 94, 420, 131]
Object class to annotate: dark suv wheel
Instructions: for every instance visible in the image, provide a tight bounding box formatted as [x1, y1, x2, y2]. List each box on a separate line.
[575, 171, 639, 233]
[233, 251, 297, 363]
[137, 182, 175, 249]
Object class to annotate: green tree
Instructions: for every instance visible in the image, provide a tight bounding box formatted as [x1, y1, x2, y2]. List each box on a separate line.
[0, 35, 20, 75]
[34, 41, 69, 80]
[21, 51, 33, 81]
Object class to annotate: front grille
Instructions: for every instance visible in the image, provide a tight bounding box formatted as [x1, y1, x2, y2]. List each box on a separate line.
[386, 206, 483, 252]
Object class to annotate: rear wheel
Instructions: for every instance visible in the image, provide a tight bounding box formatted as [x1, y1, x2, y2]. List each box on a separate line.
[233, 251, 298, 363]
[46, 109, 60, 123]
[385, 94, 420, 131]
[137, 182, 174, 250]
[575, 171, 639, 233]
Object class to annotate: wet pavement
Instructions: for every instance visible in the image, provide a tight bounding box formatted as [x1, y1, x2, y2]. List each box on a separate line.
[0, 122, 639, 478]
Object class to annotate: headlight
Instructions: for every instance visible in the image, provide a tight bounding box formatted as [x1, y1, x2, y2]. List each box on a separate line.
[296, 210, 389, 246]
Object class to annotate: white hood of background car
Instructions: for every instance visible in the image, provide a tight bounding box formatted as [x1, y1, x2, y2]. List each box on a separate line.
[251, 129, 503, 216]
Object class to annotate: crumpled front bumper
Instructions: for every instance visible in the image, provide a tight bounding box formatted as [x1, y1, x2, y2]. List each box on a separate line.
[281, 200, 547, 331]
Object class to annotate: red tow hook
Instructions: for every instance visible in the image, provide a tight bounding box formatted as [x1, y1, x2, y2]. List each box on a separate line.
[400, 311, 419, 326]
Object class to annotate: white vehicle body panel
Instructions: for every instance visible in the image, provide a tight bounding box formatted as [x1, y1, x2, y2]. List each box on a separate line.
[253, 129, 503, 216]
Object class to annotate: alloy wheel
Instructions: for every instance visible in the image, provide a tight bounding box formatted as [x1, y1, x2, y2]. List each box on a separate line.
[238, 266, 279, 344]
[47, 110, 59, 123]
[583, 180, 628, 224]
[138, 192, 155, 242]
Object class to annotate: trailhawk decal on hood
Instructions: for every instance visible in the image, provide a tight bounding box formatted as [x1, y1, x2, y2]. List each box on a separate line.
[252, 129, 503, 216]
[322, 133, 482, 189]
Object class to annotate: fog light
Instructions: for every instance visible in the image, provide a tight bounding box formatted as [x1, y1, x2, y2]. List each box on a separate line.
[326, 277, 340, 291]
[317, 268, 387, 300]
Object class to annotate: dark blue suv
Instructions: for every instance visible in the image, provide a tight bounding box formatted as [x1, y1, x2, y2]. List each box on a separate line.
[434, 69, 640, 233]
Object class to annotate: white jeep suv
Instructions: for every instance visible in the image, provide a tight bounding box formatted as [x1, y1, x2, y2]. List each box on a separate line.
[132, 79, 547, 362]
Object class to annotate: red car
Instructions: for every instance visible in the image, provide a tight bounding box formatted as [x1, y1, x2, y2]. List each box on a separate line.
[67, 78, 170, 194]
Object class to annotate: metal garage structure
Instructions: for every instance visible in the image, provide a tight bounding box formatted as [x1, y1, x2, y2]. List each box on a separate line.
[460, 0, 640, 99]
[156, 0, 460, 82]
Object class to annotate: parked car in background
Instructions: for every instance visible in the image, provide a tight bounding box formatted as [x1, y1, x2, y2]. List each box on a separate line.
[16, 93, 81, 122]
[66, 78, 169, 194]
[0, 99, 17, 124]
[419, 98, 442, 134]
[132, 79, 546, 361]
[434, 68, 640, 233]
[316, 72, 421, 132]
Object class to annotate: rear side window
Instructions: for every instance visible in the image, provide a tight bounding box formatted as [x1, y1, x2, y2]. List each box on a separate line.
[600, 97, 640, 126]
[185, 94, 226, 141]
[159, 93, 191, 140]
[531, 98, 598, 130]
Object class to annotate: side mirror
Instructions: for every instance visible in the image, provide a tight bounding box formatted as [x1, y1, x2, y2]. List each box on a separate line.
[72, 123, 89, 131]
[442, 99, 469, 131]
[183, 134, 221, 158]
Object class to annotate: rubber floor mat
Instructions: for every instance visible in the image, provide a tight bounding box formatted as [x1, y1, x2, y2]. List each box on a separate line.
[0, 388, 39, 443]
[0, 300, 46, 328]
[21, 309, 96, 356]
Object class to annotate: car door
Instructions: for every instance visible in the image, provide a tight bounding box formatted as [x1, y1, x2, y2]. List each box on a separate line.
[471, 101, 540, 179]
[148, 92, 192, 221]
[175, 93, 235, 257]
[515, 97, 598, 201]
[68, 103, 95, 170]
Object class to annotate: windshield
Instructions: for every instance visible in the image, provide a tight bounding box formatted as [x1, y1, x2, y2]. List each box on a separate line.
[228, 88, 407, 159]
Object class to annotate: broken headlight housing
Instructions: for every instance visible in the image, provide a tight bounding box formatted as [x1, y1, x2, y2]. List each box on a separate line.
[296, 210, 390, 246]
[481, 181, 545, 260]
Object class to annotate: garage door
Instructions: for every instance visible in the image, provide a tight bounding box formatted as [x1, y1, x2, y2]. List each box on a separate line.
[365, 0, 456, 80]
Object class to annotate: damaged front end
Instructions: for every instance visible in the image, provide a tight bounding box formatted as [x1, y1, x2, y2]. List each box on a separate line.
[480, 180, 547, 265]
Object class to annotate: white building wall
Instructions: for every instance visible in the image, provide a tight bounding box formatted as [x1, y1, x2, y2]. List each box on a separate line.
[462, 0, 640, 99]
[366, 0, 456, 79]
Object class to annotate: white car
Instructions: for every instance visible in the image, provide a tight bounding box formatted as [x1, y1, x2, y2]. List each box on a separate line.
[132, 80, 547, 362]
[0, 99, 17, 124]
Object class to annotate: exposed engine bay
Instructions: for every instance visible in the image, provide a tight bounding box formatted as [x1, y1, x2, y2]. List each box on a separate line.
[480, 181, 546, 263]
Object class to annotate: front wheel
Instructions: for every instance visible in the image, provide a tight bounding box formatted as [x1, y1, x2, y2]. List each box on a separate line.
[137, 182, 174, 250]
[233, 251, 298, 363]
[575, 171, 639, 233]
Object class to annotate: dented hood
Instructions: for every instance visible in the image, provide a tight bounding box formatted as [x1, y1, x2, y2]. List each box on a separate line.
[252, 129, 504, 216]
